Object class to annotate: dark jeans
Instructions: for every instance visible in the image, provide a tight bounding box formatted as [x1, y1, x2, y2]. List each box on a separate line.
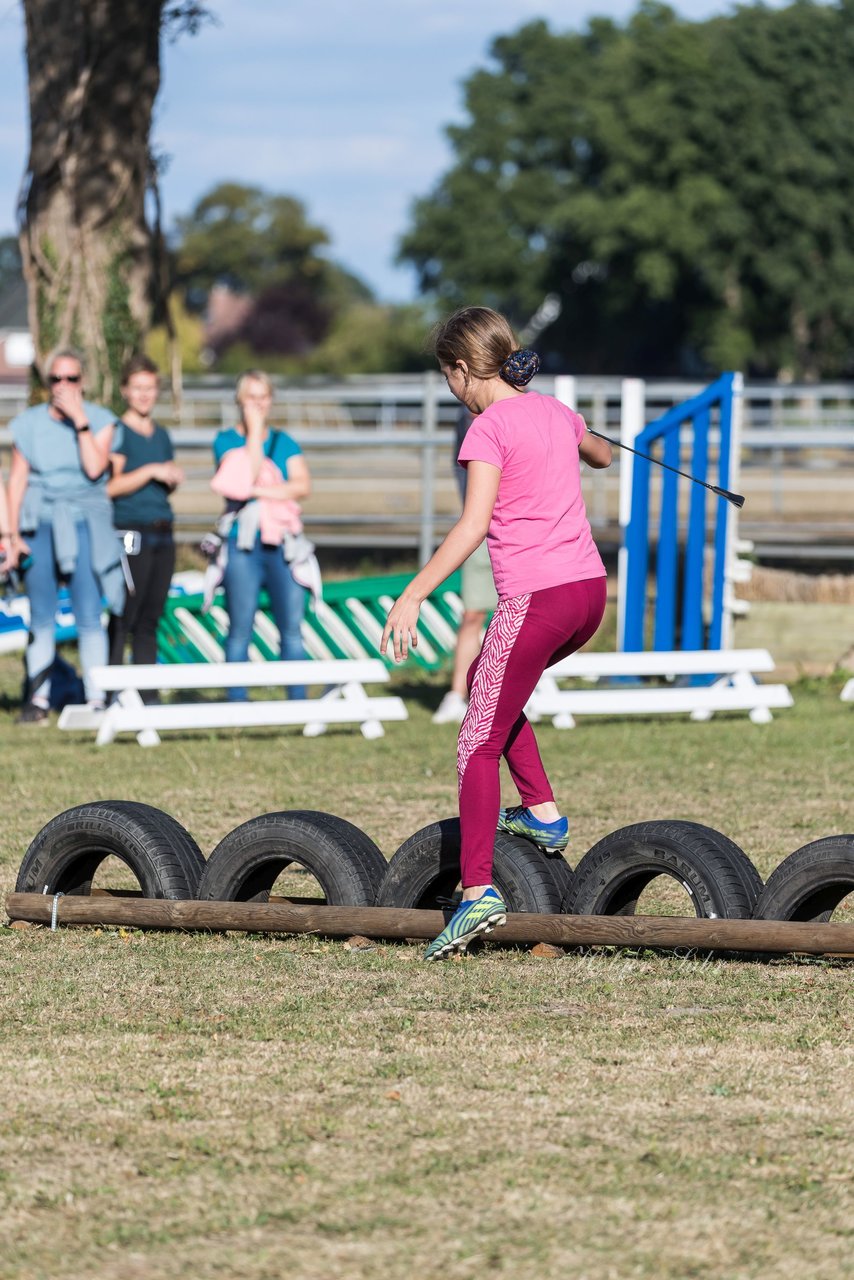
[108, 528, 175, 695]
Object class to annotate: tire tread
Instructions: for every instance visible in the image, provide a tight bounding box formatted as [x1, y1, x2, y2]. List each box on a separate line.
[566, 820, 761, 919]
[198, 810, 386, 906]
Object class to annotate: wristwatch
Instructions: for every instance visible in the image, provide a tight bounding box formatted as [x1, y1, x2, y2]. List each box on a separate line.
[75, 422, 91, 434]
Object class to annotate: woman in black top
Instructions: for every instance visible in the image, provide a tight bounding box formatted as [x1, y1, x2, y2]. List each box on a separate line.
[107, 355, 183, 679]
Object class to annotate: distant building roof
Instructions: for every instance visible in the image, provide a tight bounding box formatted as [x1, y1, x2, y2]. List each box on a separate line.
[205, 284, 253, 353]
[0, 277, 28, 331]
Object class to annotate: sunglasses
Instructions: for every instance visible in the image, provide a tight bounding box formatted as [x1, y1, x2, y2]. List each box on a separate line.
[49, 374, 81, 384]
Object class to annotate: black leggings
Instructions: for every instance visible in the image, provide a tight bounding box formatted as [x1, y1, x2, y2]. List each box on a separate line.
[108, 529, 175, 672]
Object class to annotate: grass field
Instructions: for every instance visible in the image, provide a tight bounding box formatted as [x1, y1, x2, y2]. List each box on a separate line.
[2, 651, 853, 1280]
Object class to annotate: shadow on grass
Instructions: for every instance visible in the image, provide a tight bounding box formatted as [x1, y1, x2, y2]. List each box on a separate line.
[385, 679, 447, 714]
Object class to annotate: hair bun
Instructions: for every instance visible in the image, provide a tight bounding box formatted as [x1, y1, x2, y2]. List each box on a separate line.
[500, 348, 540, 388]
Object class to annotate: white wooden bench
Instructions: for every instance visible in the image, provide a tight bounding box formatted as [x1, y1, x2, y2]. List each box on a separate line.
[57, 660, 407, 747]
[526, 648, 793, 728]
[841, 678, 854, 704]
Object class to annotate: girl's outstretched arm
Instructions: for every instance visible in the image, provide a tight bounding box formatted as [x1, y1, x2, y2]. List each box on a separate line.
[381, 461, 500, 662]
[579, 430, 612, 469]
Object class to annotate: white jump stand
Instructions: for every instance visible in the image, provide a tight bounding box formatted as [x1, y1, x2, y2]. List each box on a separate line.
[58, 659, 407, 747]
[526, 649, 793, 728]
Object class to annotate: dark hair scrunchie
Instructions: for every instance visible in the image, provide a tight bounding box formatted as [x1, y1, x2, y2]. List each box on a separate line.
[499, 348, 540, 388]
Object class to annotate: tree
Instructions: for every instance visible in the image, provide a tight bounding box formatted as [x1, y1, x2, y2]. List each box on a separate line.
[399, 1, 854, 378]
[173, 181, 374, 360]
[175, 183, 329, 301]
[18, 2, 208, 404]
[174, 183, 372, 312]
[296, 302, 434, 376]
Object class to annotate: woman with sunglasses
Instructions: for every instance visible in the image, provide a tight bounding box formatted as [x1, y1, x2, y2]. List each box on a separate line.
[6, 348, 124, 724]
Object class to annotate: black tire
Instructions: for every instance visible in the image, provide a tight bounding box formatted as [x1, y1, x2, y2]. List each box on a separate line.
[375, 817, 562, 914]
[663, 821, 763, 913]
[753, 835, 854, 923]
[565, 820, 760, 919]
[544, 852, 575, 912]
[16, 801, 206, 899]
[197, 810, 387, 906]
[105, 801, 206, 887]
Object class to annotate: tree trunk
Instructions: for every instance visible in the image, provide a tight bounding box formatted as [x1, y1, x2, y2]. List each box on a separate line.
[18, 1, 164, 406]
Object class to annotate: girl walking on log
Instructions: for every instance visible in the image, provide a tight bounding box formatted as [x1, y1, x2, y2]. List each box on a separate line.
[381, 307, 612, 960]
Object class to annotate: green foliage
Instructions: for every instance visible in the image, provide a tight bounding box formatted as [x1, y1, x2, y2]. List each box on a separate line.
[400, 1, 854, 377]
[295, 303, 434, 375]
[103, 249, 144, 411]
[30, 237, 63, 402]
[208, 300, 434, 377]
[145, 292, 206, 373]
[173, 181, 376, 364]
[175, 182, 370, 308]
[212, 339, 278, 375]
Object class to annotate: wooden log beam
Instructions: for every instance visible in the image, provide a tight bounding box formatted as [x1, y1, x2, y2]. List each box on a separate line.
[6, 893, 854, 956]
[90, 889, 325, 905]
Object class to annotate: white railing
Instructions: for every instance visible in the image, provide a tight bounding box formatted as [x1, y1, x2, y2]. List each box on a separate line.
[1, 374, 852, 561]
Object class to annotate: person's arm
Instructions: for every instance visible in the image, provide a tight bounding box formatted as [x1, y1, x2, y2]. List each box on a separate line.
[0, 474, 11, 566]
[75, 423, 116, 479]
[241, 401, 268, 483]
[6, 447, 32, 563]
[51, 384, 115, 478]
[579, 430, 612, 469]
[107, 454, 184, 497]
[381, 460, 501, 662]
[250, 454, 311, 501]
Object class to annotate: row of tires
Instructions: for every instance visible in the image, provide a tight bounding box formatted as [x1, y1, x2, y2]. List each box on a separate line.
[14, 801, 854, 926]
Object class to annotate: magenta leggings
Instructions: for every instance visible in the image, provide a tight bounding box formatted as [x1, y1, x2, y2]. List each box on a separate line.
[457, 576, 607, 888]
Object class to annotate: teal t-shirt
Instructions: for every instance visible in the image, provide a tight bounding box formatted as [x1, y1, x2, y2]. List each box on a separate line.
[212, 427, 303, 544]
[112, 422, 175, 528]
[212, 427, 302, 473]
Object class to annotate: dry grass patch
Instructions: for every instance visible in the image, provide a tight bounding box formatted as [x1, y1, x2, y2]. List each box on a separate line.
[2, 931, 854, 1279]
[2, 656, 853, 1277]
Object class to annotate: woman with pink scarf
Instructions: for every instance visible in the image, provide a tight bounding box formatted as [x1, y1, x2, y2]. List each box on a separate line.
[211, 370, 312, 700]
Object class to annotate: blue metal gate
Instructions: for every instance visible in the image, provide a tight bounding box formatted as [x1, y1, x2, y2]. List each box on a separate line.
[621, 372, 739, 653]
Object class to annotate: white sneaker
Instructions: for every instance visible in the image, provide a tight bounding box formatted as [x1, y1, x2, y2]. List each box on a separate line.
[432, 691, 468, 724]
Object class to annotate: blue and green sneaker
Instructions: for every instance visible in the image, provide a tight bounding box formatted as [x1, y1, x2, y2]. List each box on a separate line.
[424, 888, 508, 961]
[497, 805, 569, 853]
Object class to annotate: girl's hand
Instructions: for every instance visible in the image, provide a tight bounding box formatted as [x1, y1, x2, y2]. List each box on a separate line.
[381, 593, 421, 663]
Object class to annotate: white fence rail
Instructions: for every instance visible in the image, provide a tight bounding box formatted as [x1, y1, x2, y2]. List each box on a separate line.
[1, 374, 852, 562]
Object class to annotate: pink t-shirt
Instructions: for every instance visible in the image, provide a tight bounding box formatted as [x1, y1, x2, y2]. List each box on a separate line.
[457, 391, 605, 599]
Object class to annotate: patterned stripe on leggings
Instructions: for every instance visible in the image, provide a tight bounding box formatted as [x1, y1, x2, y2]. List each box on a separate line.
[457, 593, 531, 788]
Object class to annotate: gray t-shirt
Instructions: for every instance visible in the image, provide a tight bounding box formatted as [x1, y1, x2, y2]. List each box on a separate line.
[11, 399, 118, 500]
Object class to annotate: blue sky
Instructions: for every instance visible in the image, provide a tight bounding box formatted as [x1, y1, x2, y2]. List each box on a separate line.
[0, 0, 761, 301]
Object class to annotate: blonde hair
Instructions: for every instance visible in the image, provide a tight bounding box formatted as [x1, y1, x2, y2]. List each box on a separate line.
[235, 369, 274, 404]
[432, 307, 518, 379]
